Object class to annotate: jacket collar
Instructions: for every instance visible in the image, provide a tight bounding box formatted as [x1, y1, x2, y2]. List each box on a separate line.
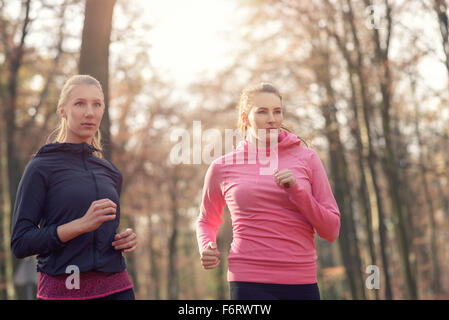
[36, 142, 100, 156]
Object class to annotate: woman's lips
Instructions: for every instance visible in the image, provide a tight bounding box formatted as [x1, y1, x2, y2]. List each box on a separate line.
[81, 123, 96, 128]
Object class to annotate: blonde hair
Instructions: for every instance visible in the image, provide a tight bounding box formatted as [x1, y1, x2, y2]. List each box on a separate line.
[47, 75, 104, 158]
[237, 82, 308, 146]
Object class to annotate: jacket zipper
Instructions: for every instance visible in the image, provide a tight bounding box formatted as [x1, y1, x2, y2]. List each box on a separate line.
[82, 145, 99, 269]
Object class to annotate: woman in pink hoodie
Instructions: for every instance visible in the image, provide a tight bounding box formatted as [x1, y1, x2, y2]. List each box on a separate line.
[196, 83, 341, 300]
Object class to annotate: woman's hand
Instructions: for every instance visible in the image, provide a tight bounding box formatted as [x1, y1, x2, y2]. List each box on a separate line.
[79, 199, 117, 233]
[200, 242, 220, 270]
[274, 169, 296, 189]
[57, 199, 116, 243]
[112, 228, 138, 253]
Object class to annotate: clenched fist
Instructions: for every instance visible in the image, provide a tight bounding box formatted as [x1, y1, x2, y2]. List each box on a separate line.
[200, 242, 220, 270]
[274, 169, 296, 189]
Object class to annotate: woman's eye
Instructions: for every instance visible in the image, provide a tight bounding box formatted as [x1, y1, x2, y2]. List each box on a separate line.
[94, 103, 101, 107]
[75, 101, 83, 106]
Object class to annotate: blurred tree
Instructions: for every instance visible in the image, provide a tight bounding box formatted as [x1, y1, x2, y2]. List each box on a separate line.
[1, 0, 448, 301]
[361, 0, 417, 299]
[313, 42, 366, 300]
[79, 0, 116, 160]
[0, 0, 32, 300]
[1, 0, 92, 299]
[321, 0, 391, 299]
[433, 0, 449, 88]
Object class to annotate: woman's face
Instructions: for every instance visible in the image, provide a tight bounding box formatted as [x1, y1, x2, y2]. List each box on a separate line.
[243, 92, 283, 146]
[60, 84, 104, 144]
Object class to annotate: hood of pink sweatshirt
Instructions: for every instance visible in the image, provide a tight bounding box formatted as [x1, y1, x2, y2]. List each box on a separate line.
[235, 130, 301, 158]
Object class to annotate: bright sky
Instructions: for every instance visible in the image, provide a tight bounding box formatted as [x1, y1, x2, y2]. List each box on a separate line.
[141, 0, 239, 89]
[138, 0, 448, 106]
[6, 0, 448, 116]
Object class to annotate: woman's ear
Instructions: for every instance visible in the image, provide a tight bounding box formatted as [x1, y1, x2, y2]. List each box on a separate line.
[58, 105, 66, 119]
[241, 112, 248, 126]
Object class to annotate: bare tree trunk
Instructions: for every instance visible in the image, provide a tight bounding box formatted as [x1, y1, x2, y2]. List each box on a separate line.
[167, 171, 179, 299]
[313, 44, 366, 300]
[322, 106, 365, 300]
[347, 71, 379, 300]
[362, 0, 417, 299]
[148, 217, 161, 299]
[378, 40, 417, 300]
[4, 0, 31, 226]
[213, 206, 232, 299]
[25, 1, 68, 139]
[335, 15, 379, 299]
[411, 79, 441, 295]
[434, 0, 449, 80]
[435, 175, 449, 222]
[433, 0, 449, 195]
[0, 0, 33, 300]
[212, 248, 227, 299]
[0, 122, 15, 300]
[344, 0, 395, 300]
[120, 215, 139, 295]
[79, 0, 116, 160]
[323, 0, 393, 298]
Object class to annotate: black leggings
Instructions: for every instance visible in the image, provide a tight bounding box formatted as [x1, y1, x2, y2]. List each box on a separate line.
[229, 281, 320, 300]
[93, 288, 135, 300]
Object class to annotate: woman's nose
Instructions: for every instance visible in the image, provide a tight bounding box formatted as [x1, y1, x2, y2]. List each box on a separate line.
[84, 104, 94, 116]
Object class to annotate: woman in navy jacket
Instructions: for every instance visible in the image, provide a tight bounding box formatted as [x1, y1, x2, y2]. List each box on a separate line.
[11, 75, 137, 300]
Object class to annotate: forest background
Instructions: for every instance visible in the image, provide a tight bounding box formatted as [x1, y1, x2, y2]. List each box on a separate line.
[1, 0, 449, 300]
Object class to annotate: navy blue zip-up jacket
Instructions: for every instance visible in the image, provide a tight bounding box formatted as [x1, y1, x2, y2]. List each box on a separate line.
[11, 142, 126, 276]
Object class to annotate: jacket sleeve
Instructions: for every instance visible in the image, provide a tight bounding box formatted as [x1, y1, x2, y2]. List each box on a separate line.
[286, 149, 341, 242]
[11, 161, 66, 259]
[196, 160, 226, 253]
[114, 168, 123, 228]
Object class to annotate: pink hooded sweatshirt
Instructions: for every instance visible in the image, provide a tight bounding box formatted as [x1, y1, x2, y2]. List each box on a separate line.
[196, 130, 340, 284]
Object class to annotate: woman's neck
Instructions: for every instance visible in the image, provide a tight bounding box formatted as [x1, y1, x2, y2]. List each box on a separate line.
[64, 134, 93, 144]
[248, 133, 277, 149]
